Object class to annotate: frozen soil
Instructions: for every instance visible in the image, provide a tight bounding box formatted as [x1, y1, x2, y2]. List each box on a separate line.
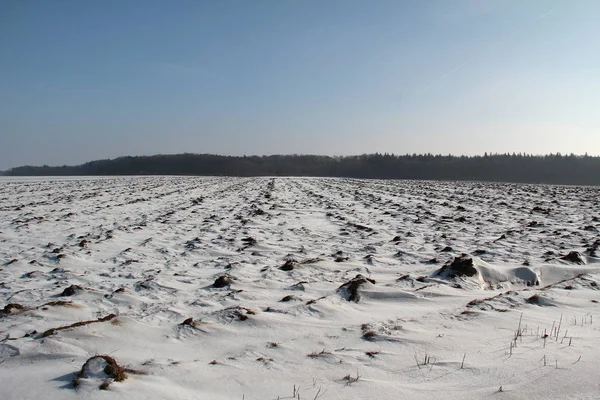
[0, 176, 599, 399]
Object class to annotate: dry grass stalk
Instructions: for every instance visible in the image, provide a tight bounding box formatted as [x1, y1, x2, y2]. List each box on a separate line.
[43, 313, 117, 337]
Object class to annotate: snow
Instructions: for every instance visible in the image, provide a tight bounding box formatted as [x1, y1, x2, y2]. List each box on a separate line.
[0, 176, 599, 399]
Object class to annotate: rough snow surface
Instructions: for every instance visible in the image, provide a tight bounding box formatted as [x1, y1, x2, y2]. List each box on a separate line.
[0, 176, 599, 399]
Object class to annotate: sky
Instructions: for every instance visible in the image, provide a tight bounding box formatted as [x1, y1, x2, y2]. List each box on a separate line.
[1, 0, 599, 169]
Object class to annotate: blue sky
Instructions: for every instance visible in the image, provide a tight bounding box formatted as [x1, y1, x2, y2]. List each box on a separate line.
[1, 0, 598, 169]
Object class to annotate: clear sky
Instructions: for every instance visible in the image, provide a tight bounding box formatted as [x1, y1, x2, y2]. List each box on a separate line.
[1, 0, 598, 169]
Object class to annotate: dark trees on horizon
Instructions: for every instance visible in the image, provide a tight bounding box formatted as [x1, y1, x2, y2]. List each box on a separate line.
[5, 152, 600, 186]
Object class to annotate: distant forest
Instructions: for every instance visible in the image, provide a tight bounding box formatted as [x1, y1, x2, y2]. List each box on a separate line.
[4, 153, 600, 186]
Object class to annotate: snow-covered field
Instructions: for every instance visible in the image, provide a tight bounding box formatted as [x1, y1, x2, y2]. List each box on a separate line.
[1, 176, 599, 399]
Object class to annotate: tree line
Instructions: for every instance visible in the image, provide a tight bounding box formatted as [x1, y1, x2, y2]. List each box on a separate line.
[5, 153, 600, 185]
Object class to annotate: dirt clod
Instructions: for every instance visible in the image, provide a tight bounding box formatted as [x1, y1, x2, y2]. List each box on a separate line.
[279, 260, 299, 271]
[60, 285, 83, 296]
[213, 276, 232, 288]
[338, 274, 376, 302]
[560, 251, 585, 265]
[436, 255, 477, 278]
